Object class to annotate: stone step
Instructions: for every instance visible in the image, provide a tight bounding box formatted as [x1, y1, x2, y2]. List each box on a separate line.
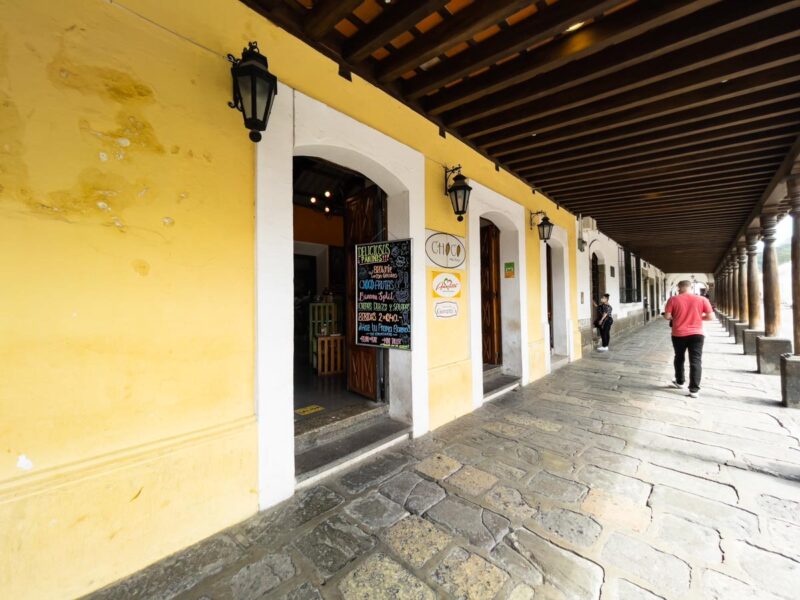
[483, 364, 504, 379]
[295, 404, 388, 454]
[295, 415, 411, 485]
[483, 374, 521, 402]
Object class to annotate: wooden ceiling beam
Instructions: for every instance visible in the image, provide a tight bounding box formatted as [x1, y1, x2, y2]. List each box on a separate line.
[538, 150, 788, 190]
[374, 0, 531, 83]
[423, 0, 717, 115]
[516, 129, 800, 179]
[554, 178, 772, 206]
[503, 86, 800, 165]
[343, 0, 450, 63]
[304, 0, 363, 40]
[520, 116, 799, 178]
[402, 0, 623, 99]
[581, 198, 762, 218]
[554, 172, 773, 201]
[478, 46, 800, 151]
[441, 3, 800, 130]
[544, 160, 782, 196]
[566, 186, 767, 208]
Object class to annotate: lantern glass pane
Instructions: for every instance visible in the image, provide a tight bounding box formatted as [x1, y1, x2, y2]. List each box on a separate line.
[238, 75, 253, 118]
[256, 76, 269, 123]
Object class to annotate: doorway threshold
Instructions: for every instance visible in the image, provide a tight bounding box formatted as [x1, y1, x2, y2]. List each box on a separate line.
[551, 354, 569, 371]
[483, 368, 521, 403]
[295, 409, 410, 488]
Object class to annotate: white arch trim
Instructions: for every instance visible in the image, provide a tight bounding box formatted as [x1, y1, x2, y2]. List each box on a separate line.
[540, 223, 573, 365]
[255, 86, 429, 510]
[467, 181, 529, 409]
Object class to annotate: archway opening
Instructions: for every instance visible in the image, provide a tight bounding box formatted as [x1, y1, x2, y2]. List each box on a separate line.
[544, 233, 570, 367]
[291, 155, 408, 480]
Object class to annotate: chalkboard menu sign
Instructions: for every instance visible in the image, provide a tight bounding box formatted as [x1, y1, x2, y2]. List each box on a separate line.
[355, 239, 412, 350]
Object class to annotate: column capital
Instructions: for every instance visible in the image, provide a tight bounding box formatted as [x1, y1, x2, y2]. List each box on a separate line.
[761, 209, 779, 242]
[746, 228, 760, 253]
[788, 175, 800, 213]
[737, 242, 747, 263]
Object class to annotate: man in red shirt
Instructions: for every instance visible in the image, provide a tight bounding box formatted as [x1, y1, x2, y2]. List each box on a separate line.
[663, 280, 714, 398]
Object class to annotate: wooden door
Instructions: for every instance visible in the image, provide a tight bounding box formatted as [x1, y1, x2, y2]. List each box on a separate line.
[345, 186, 383, 400]
[480, 221, 502, 365]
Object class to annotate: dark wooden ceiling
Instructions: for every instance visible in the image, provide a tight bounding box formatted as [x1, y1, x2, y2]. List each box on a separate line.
[242, 0, 800, 272]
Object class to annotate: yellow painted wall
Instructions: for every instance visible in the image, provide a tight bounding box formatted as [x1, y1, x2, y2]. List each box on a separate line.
[0, 0, 582, 596]
[0, 0, 258, 597]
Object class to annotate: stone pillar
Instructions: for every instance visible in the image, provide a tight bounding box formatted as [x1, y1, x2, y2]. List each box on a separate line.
[757, 209, 792, 374]
[734, 242, 749, 343]
[762, 211, 781, 337]
[782, 176, 800, 407]
[743, 230, 764, 354]
[728, 252, 740, 337]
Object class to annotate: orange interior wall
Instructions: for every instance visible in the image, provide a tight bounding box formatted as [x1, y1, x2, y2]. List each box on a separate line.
[293, 205, 344, 246]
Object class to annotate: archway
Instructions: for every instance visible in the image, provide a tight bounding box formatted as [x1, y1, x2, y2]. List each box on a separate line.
[467, 182, 527, 407]
[255, 88, 428, 508]
[541, 224, 571, 368]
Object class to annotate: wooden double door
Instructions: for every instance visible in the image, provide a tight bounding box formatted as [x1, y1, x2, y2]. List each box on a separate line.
[344, 186, 386, 401]
[480, 220, 502, 366]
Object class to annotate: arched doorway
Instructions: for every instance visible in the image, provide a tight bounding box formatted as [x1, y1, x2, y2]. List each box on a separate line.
[467, 183, 527, 407]
[590, 252, 606, 307]
[255, 88, 428, 508]
[542, 225, 571, 369]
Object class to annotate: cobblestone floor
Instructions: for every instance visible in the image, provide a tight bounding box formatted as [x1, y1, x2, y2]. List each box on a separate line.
[92, 319, 800, 600]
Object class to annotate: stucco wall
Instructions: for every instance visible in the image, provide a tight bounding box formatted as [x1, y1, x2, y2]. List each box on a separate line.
[0, 0, 582, 596]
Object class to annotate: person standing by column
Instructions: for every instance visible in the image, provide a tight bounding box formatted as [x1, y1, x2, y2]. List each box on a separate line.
[665, 280, 714, 398]
[595, 293, 613, 352]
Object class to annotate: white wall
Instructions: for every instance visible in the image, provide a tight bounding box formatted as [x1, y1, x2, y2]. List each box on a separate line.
[576, 227, 666, 322]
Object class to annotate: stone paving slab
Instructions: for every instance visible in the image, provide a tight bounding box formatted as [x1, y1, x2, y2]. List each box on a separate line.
[91, 320, 800, 600]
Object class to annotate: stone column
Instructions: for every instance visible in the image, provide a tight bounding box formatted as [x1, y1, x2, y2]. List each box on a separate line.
[734, 242, 749, 343]
[757, 209, 792, 373]
[744, 230, 764, 354]
[782, 176, 800, 407]
[728, 251, 740, 337]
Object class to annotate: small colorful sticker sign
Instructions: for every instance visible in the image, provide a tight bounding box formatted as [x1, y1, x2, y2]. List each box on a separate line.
[504, 262, 515, 278]
[432, 271, 462, 298]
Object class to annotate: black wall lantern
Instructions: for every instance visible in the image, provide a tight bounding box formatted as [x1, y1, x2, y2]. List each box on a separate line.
[444, 164, 472, 222]
[227, 42, 278, 143]
[530, 210, 554, 242]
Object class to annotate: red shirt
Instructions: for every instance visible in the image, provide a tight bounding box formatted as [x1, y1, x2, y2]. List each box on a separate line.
[665, 293, 713, 337]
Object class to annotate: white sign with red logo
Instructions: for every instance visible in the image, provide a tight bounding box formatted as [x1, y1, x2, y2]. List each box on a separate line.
[432, 271, 462, 298]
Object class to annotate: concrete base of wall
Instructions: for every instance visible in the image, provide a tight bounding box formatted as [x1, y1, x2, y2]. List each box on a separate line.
[781, 354, 800, 408]
[757, 337, 793, 375]
[579, 309, 646, 355]
[734, 322, 748, 344]
[743, 329, 764, 355]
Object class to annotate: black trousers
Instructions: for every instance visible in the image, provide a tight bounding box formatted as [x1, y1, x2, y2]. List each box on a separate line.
[598, 320, 612, 347]
[671, 334, 705, 392]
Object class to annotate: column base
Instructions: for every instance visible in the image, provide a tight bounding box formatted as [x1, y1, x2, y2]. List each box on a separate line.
[781, 354, 800, 408]
[734, 322, 748, 344]
[757, 337, 793, 374]
[727, 319, 741, 337]
[743, 329, 764, 355]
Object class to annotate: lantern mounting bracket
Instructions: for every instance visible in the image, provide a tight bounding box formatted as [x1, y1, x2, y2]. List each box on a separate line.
[444, 164, 463, 195]
[226, 42, 259, 110]
[529, 210, 547, 230]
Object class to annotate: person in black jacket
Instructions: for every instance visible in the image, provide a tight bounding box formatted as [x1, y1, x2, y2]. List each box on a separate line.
[595, 293, 613, 352]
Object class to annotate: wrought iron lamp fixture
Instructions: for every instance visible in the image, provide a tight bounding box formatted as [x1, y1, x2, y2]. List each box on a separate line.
[444, 164, 472, 222]
[227, 42, 278, 142]
[530, 210, 554, 242]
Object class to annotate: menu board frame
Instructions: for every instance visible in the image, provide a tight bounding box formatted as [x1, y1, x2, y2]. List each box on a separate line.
[354, 238, 413, 351]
